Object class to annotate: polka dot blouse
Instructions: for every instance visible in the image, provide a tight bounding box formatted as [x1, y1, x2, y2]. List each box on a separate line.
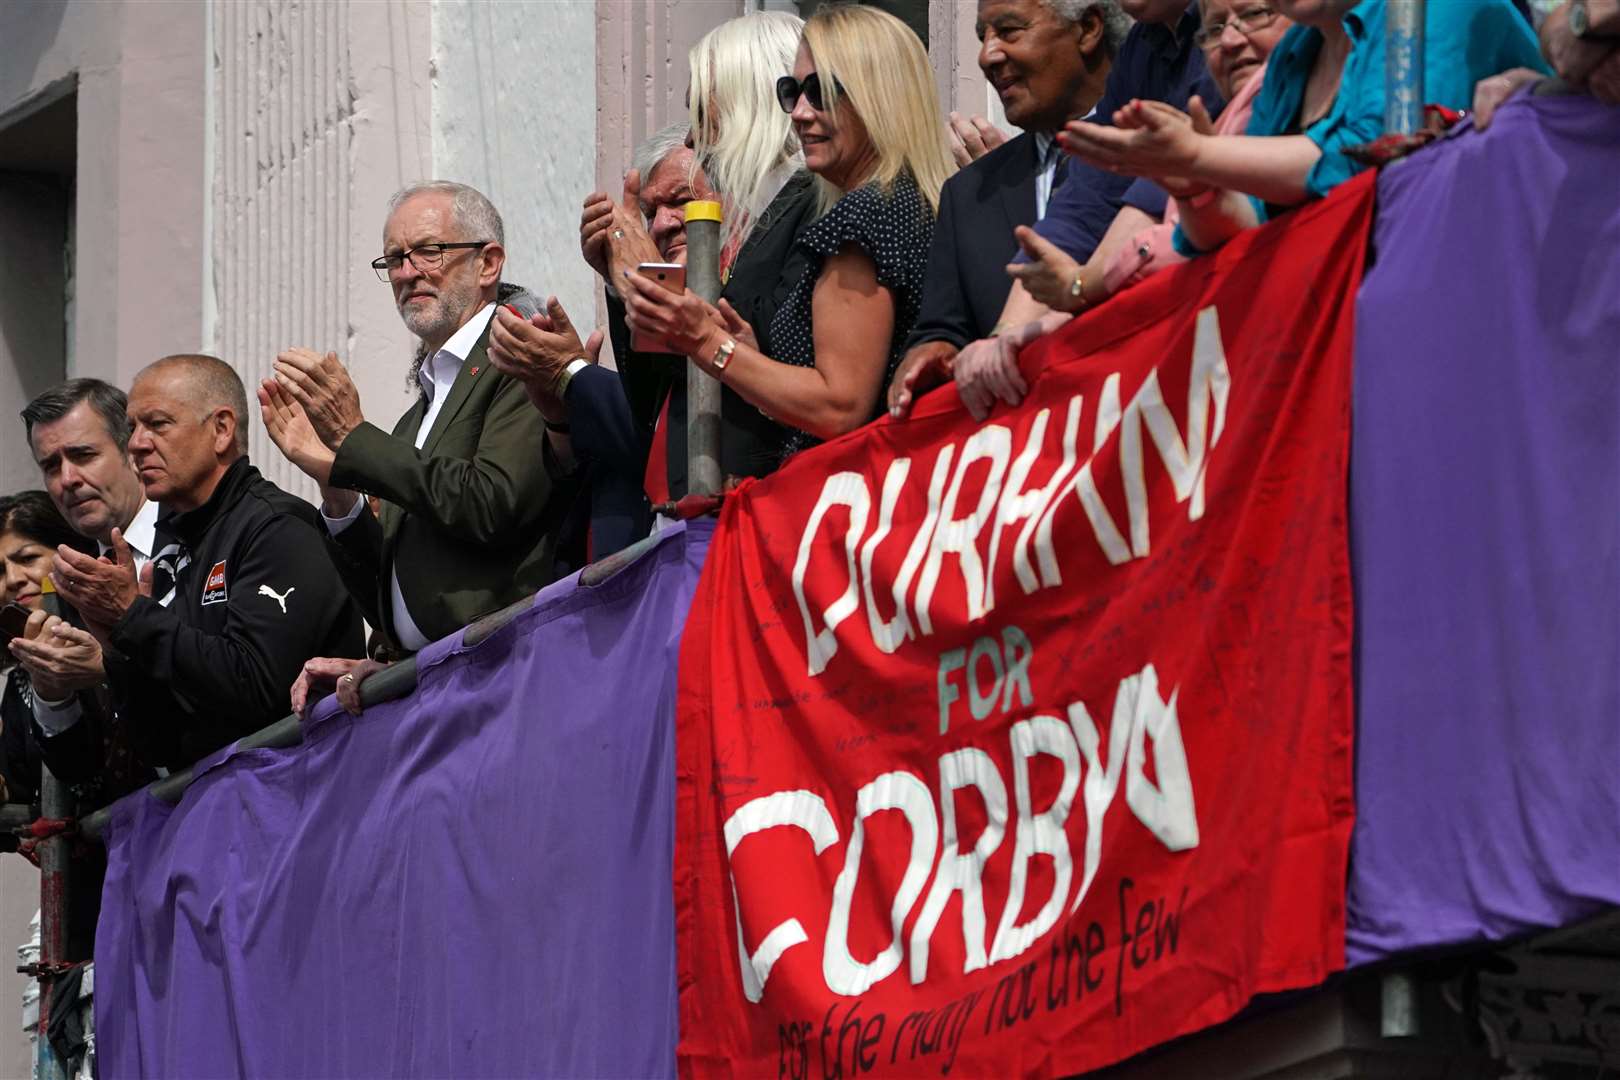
[767, 170, 935, 459]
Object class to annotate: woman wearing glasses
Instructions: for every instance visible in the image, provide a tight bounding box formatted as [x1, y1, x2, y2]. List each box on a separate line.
[622, 5, 953, 459]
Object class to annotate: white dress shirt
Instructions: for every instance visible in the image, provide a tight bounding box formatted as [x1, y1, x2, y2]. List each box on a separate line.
[323, 302, 497, 652]
[109, 498, 159, 572]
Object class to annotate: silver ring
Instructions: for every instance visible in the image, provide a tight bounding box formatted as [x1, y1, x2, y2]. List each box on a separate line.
[340, 674, 354, 684]
[612, 229, 625, 240]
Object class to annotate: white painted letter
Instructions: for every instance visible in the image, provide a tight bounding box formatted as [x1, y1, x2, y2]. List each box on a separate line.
[1121, 665, 1200, 851]
[862, 447, 954, 654]
[724, 791, 841, 1003]
[908, 749, 1009, 983]
[793, 472, 872, 676]
[990, 716, 1081, 963]
[1137, 306, 1231, 524]
[915, 426, 1012, 634]
[1066, 697, 1130, 914]
[825, 771, 939, 996]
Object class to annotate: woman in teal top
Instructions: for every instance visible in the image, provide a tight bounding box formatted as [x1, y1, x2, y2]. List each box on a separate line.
[1058, 0, 1548, 253]
[1245, 0, 1548, 202]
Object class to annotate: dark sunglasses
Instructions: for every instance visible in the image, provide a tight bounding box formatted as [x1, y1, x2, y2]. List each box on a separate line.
[775, 72, 845, 114]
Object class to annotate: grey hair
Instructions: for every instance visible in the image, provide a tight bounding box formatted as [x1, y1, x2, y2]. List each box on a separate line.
[386, 181, 505, 246]
[1040, 0, 1133, 56]
[631, 123, 693, 189]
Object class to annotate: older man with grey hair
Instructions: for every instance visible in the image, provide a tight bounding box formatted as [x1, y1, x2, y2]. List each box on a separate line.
[260, 180, 577, 675]
[889, 0, 1130, 415]
[483, 122, 716, 557]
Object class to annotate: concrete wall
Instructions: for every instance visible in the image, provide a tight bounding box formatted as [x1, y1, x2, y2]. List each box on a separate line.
[433, 0, 599, 350]
[0, 174, 69, 494]
[209, 0, 433, 500]
[0, 0, 206, 396]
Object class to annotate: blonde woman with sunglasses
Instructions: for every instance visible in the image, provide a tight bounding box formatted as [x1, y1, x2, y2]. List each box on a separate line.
[623, 6, 953, 462]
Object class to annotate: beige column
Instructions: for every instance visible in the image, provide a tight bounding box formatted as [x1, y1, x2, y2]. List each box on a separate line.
[931, 1, 1006, 133]
[208, 0, 432, 499]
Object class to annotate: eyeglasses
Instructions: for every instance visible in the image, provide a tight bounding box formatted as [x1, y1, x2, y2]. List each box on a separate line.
[775, 72, 845, 114]
[1194, 5, 1279, 47]
[370, 241, 489, 281]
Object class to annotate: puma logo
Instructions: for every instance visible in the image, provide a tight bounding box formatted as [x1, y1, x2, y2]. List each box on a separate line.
[258, 584, 295, 613]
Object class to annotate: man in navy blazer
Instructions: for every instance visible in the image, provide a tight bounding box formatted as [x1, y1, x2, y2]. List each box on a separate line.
[889, 0, 1126, 414]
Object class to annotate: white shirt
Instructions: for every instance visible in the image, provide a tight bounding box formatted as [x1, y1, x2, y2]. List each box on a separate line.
[323, 302, 497, 652]
[107, 498, 159, 572]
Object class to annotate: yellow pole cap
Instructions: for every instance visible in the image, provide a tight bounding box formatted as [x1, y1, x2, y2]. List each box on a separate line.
[684, 200, 723, 223]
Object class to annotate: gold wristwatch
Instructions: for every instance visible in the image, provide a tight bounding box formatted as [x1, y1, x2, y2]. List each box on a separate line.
[712, 337, 737, 371]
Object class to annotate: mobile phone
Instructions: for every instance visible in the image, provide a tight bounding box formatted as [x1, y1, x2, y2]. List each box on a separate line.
[631, 262, 688, 354]
[0, 603, 31, 646]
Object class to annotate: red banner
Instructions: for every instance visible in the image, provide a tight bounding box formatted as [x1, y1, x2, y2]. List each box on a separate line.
[676, 174, 1373, 1078]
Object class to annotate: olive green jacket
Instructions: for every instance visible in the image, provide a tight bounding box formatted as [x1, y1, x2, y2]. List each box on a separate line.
[325, 319, 576, 654]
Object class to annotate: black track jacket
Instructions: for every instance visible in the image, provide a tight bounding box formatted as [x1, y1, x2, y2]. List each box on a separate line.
[105, 458, 364, 768]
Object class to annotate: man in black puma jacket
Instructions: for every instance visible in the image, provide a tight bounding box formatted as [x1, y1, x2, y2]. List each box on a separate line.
[48, 354, 363, 770]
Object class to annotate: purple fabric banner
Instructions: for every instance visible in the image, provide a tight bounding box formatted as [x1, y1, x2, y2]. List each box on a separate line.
[93, 521, 711, 1078]
[1347, 94, 1620, 964]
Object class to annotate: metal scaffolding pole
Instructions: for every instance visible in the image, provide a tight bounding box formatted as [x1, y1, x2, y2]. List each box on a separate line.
[1385, 0, 1427, 135]
[32, 768, 70, 1080]
[684, 200, 724, 497]
[1379, 0, 1426, 1040]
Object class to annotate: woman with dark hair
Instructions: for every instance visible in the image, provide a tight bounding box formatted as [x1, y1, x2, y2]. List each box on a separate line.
[0, 490, 96, 805]
[0, 490, 143, 962]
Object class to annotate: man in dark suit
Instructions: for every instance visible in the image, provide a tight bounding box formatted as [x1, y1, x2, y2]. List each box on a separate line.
[260, 181, 575, 660]
[887, 0, 1127, 417]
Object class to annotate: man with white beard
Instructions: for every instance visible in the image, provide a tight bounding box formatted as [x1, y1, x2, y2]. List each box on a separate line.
[260, 181, 576, 673]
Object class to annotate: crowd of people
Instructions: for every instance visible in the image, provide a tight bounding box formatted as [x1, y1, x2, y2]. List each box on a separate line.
[1, 0, 1614, 953]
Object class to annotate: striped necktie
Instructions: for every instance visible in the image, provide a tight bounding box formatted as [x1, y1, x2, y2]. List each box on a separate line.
[1047, 139, 1069, 193]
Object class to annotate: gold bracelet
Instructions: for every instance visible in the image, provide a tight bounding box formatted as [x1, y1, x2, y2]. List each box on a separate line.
[1068, 270, 1087, 311]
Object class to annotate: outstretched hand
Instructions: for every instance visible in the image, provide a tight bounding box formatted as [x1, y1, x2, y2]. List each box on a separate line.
[259, 379, 336, 486]
[1059, 98, 1203, 183]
